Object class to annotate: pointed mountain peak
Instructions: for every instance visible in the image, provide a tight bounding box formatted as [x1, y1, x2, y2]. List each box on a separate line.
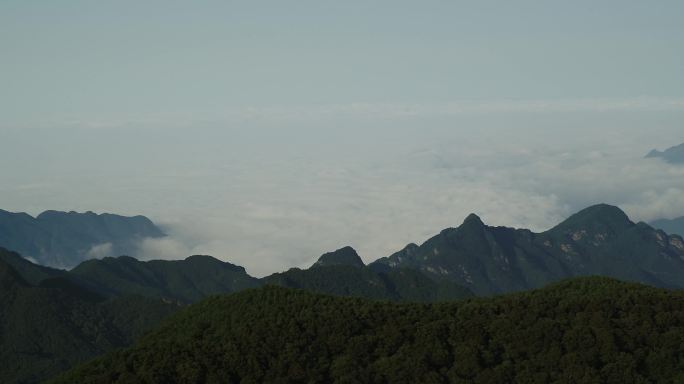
[549, 204, 634, 235]
[313, 246, 365, 268]
[460, 213, 486, 230]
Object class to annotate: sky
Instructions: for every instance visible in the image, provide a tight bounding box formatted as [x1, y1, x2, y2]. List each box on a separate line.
[1, 1, 684, 276]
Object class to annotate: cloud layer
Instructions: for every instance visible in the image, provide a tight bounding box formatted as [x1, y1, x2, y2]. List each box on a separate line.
[2, 106, 684, 277]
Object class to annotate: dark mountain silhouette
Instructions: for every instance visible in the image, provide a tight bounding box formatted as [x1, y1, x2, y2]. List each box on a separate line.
[311, 246, 365, 268]
[264, 246, 473, 302]
[69, 255, 261, 303]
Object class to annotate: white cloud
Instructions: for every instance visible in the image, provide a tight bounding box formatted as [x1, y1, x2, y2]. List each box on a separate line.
[86, 242, 114, 259]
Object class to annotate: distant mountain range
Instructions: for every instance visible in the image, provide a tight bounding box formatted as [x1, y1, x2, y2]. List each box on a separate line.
[0, 209, 165, 268]
[650, 216, 684, 238]
[646, 142, 684, 163]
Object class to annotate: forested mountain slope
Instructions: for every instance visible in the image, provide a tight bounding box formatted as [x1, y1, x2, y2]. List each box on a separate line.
[53, 277, 684, 384]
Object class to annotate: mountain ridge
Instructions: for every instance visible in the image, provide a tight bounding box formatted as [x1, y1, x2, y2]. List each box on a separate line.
[0, 209, 165, 268]
[651, 216, 684, 238]
[371, 203, 684, 295]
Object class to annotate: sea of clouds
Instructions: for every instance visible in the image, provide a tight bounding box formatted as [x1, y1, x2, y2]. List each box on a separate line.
[3, 100, 684, 276]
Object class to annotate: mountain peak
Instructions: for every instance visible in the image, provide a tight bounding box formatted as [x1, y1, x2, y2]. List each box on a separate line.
[572, 204, 630, 221]
[313, 246, 365, 268]
[460, 213, 486, 229]
[549, 204, 633, 235]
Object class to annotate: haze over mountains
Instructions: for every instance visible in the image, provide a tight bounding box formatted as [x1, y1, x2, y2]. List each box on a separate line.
[3, 204, 684, 298]
[0, 210, 164, 268]
[650, 216, 684, 238]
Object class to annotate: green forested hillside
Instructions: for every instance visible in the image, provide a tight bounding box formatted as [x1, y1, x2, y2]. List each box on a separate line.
[53, 277, 684, 384]
[0, 259, 178, 384]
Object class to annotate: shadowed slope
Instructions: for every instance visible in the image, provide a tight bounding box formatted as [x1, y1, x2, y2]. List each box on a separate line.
[0, 259, 178, 384]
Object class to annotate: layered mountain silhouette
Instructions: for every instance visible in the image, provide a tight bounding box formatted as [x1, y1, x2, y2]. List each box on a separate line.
[4, 204, 684, 300]
[651, 216, 684, 238]
[0, 246, 473, 305]
[263, 246, 473, 302]
[371, 204, 684, 295]
[4, 203, 684, 382]
[0, 209, 164, 268]
[51, 279, 684, 383]
[646, 142, 684, 163]
[0, 249, 177, 384]
[0, 246, 472, 382]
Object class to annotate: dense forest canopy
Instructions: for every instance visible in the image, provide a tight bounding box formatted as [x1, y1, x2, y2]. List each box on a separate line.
[53, 277, 684, 384]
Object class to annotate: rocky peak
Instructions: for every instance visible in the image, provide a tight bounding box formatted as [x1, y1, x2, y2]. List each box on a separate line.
[313, 246, 365, 268]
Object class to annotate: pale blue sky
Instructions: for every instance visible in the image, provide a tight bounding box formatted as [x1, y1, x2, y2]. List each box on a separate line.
[2, 1, 683, 125]
[1, 1, 684, 274]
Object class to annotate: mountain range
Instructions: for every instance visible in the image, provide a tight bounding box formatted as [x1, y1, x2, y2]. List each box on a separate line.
[650, 216, 684, 238]
[3, 203, 684, 382]
[4, 203, 684, 301]
[263, 246, 473, 302]
[0, 210, 164, 268]
[0, 245, 474, 306]
[646, 142, 684, 164]
[370, 204, 684, 295]
[0, 246, 473, 383]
